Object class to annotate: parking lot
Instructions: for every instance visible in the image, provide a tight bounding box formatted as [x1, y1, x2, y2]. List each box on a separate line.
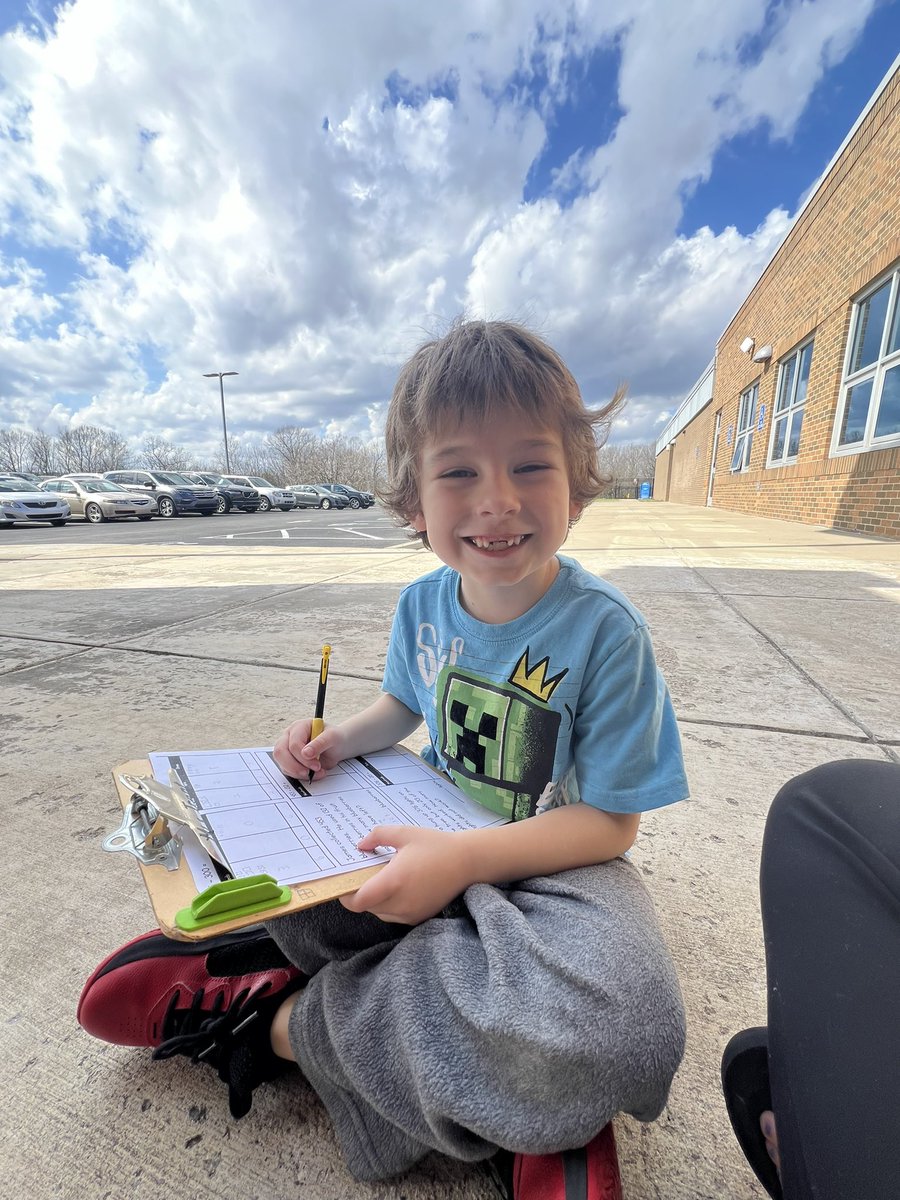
[2, 500, 899, 1200]
[0, 503, 410, 548]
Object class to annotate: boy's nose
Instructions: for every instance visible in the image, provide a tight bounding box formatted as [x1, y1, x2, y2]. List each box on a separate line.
[476, 473, 521, 516]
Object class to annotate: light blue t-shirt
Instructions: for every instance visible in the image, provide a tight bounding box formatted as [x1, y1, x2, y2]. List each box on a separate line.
[382, 555, 688, 821]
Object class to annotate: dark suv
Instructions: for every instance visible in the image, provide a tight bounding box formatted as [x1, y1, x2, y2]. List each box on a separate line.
[185, 472, 260, 513]
[316, 483, 374, 510]
[104, 470, 218, 518]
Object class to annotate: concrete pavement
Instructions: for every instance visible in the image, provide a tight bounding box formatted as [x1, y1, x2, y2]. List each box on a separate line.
[1, 501, 898, 1200]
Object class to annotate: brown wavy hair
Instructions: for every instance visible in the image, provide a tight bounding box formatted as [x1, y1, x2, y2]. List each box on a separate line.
[381, 319, 625, 546]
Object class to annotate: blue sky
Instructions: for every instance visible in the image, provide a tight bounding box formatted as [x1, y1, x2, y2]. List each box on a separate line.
[682, 0, 900, 235]
[0, 0, 896, 458]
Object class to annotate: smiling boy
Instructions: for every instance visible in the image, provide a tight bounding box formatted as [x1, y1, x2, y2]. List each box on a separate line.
[79, 320, 688, 1183]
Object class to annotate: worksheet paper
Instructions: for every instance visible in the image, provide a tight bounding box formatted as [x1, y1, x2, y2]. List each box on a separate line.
[148, 744, 506, 890]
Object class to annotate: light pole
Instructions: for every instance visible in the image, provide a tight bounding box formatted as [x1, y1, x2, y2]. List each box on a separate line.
[203, 371, 238, 472]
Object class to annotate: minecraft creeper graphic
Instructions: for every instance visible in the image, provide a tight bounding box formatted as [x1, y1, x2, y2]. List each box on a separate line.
[436, 664, 563, 821]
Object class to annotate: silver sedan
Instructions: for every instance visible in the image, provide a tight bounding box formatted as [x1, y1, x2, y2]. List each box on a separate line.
[42, 478, 156, 522]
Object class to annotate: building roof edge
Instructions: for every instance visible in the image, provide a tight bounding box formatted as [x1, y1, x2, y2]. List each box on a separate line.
[655, 358, 716, 454]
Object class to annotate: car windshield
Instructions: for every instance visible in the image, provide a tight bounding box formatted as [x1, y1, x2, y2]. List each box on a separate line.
[153, 472, 193, 486]
[81, 480, 121, 493]
[247, 477, 271, 487]
[0, 482, 31, 492]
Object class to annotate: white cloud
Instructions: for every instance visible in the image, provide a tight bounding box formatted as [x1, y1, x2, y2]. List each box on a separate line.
[0, 0, 880, 455]
[0, 253, 60, 333]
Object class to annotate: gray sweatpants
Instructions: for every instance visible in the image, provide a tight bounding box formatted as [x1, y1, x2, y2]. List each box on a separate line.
[266, 858, 685, 1182]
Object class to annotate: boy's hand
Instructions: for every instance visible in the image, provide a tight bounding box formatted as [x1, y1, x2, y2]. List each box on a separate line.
[340, 826, 472, 925]
[273, 719, 347, 781]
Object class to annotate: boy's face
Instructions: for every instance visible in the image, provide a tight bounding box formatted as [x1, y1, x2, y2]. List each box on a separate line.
[411, 408, 580, 622]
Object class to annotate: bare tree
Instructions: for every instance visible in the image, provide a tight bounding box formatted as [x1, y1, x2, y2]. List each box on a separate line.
[141, 435, 194, 471]
[371, 441, 387, 487]
[268, 425, 319, 483]
[596, 442, 657, 498]
[27, 430, 59, 475]
[355, 440, 387, 492]
[257, 428, 388, 490]
[227, 437, 280, 480]
[314, 436, 339, 483]
[0, 427, 34, 472]
[1, 419, 396, 490]
[57, 424, 132, 473]
[0, 428, 33, 472]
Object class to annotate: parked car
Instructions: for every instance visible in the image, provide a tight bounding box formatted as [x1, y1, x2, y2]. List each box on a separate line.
[0, 470, 45, 486]
[316, 483, 375, 509]
[222, 475, 294, 512]
[104, 470, 218, 518]
[42, 477, 155, 522]
[185, 472, 260, 513]
[287, 484, 350, 510]
[0, 479, 70, 526]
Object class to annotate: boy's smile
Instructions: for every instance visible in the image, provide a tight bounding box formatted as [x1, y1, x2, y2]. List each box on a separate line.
[412, 410, 580, 623]
[465, 534, 527, 551]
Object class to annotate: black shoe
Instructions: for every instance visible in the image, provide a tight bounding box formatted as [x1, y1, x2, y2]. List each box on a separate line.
[721, 1027, 783, 1200]
[79, 925, 305, 1119]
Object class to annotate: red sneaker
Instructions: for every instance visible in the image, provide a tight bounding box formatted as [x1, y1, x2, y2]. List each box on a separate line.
[78, 926, 304, 1118]
[491, 1124, 622, 1200]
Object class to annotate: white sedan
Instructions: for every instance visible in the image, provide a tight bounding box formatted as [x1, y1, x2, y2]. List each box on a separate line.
[0, 480, 70, 527]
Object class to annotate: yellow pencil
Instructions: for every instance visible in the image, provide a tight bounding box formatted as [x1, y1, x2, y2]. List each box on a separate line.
[308, 644, 331, 781]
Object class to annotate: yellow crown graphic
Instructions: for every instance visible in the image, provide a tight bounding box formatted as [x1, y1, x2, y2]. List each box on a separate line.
[509, 649, 568, 703]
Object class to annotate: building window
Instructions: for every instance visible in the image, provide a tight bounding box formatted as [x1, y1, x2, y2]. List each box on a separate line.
[730, 381, 757, 472]
[833, 267, 900, 453]
[768, 339, 813, 466]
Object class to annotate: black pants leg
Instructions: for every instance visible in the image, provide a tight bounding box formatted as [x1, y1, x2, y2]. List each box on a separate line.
[761, 759, 900, 1199]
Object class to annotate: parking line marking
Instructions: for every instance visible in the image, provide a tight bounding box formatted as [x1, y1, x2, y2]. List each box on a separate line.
[203, 528, 291, 541]
[199, 529, 399, 542]
[333, 526, 383, 540]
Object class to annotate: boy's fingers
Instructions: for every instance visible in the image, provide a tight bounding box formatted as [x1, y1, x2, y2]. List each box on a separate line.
[273, 737, 306, 779]
[278, 724, 334, 769]
[304, 732, 329, 759]
[274, 720, 332, 779]
[356, 824, 408, 851]
[305, 724, 344, 761]
[341, 864, 393, 912]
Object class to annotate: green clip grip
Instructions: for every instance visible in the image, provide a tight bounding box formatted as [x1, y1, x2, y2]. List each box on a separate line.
[175, 873, 292, 932]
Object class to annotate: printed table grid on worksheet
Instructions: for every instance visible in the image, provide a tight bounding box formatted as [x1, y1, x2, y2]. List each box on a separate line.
[149, 745, 505, 887]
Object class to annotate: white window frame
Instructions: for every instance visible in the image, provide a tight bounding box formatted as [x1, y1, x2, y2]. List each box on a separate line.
[767, 337, 813, 467]
[831, 266, 900, 455]
[730, 381, 757, 473]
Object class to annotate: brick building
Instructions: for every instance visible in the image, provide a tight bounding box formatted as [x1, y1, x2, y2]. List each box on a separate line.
[656, 58, 900, 539]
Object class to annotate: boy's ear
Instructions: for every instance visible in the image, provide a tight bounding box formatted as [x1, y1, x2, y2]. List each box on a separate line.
[568, 498, 583, 522]
[409, 510, 427, 532]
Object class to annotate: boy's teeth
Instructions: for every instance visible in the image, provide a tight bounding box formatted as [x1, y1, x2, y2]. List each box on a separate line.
[470, 535, 524, 549]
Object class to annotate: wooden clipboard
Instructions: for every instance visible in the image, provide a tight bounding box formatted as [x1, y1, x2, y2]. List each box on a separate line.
[113, 760, 384, 942]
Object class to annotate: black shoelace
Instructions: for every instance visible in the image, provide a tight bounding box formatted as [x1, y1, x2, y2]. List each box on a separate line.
[152, 982, 271, 1067]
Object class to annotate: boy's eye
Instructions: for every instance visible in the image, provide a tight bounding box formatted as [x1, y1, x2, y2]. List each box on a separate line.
[438, 468, 474, 479]
[515, 463, 549, 473]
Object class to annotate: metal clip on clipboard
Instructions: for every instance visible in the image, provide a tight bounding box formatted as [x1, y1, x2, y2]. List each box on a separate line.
[103, 770, 292, 933]
[103, 771, 226, 872]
